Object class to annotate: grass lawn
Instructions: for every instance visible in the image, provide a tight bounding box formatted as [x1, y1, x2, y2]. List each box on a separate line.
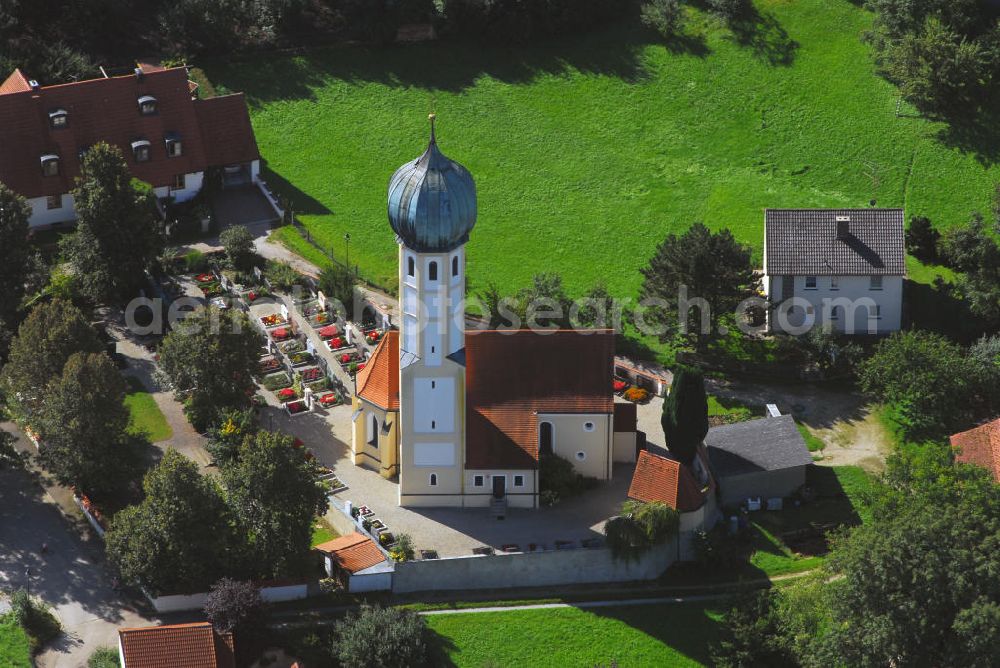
[426, 602, 724, 667]
[311, 518, 339, 546]
[708, 394, 756, 422]
[204, 0, 999, 298]
[796, 421, 826, 453]
[0, 617, 32, 668]
[124, 377, 173, 443]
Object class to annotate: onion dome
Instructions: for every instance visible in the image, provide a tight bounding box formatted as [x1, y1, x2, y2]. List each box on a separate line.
[387, 115, 477, 253]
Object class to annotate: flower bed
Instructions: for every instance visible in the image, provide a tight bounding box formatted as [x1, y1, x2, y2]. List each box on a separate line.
[288, 351, 314, 367]
[378, 532, 396, 548]
[306, 378, 329, 393]
[278, 339, 304, 354]
[337, 351, 361, 365]
[301, 302, 321, 317]
[258, 357, 282, 374]
[318, 392, 341, 407]
[317, 325, 340, 340]
[262, 372, 291, 391]
[366, 330, 382, 345]
[284, 399, 309, 416]
[623, 386, 650, 403]
[308, 311, 331, 327]
[300, 367, 323, 382]
[613, 379, 628, 394]
[276, 387, 298, 401]
[260, 313, 287, 328]
[325, 337, 351, 352]
[270, 327, 291, 342]
[194, 273, 215, 284]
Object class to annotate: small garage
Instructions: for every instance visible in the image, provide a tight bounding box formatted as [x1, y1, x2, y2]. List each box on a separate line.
[706, 414, 813, 508]
[315, 533, 393, 593]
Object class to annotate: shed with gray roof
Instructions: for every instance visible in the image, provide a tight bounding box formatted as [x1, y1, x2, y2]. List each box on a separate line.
[706, 414, 813, 506]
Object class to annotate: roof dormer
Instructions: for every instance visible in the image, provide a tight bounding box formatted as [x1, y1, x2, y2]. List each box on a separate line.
[48, 108, 68, 128]
[137, 95, 157, 115]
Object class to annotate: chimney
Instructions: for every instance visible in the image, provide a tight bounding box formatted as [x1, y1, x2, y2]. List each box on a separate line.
[835, 215, 850, 240]
[28, 79, 40, 91]
[766, 404, 781, 418]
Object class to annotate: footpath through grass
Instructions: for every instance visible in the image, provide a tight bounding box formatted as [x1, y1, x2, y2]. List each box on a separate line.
[205, 0, 1000, 297]
[0, 617, 31, 668]
[124, 377, 172, 443]
[426, 601, 724, 668]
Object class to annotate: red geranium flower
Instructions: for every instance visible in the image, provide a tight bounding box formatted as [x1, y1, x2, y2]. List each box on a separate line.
[340, 353, 350, 363]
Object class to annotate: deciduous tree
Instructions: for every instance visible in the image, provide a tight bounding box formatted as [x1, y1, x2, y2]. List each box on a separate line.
[35, 352, 140, 501]
[0, 182, 31, 323]
[0, 299, 103, 418]
[105, 450, 236, 594]
[204, 578, 264, 635]
[317, 263, 356, 320]
[62, 143, 163, 303]
[219, 225, 256, 271]
[157, 306, 262, 430]
[221, 430, 328, 578]
[332, 606, 428, 668]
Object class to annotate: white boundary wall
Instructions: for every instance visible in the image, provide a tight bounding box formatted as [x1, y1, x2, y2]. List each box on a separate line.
[144, 582, 309, 613]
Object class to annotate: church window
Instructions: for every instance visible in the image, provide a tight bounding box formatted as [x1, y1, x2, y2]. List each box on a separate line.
[452, 256, 459, 277]
[368, 414, 378, 446]
[428, 261, 438, 282]
[429, 473, 438, 486]
[539, 422, 553, 456]
[407, 256, 415, 277]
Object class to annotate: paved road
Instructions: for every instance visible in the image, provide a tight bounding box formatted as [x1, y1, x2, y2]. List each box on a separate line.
[0, 450, 154, 668]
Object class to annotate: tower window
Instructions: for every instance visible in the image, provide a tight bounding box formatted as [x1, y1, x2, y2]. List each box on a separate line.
[452, 256, 459, 277]
[407, 256, 415, 277]
[431, 420, 436, 430]
[428, 261, 438, 282]
[539, 421, 553, 456]
[429, 473, 438, 487]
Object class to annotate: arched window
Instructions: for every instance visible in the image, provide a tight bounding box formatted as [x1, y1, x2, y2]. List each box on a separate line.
[429, 473, 438, 486]
[452, 256, 459, 277]
[539, 421, 553, 456]
[428, 261, 438, 282]
[407, 256, 415, 277]
[368, 414, 378, 446]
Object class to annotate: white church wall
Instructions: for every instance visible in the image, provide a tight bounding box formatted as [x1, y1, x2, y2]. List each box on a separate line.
[538, 413, 613, 480]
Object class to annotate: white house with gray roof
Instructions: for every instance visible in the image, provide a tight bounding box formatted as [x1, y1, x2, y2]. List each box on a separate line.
[763, 209, 905, 335]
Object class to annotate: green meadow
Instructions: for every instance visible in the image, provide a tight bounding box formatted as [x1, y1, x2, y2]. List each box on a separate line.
[205, 0, 998, 296]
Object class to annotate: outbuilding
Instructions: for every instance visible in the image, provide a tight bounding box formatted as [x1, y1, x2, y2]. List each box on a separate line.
[706, 414, 813, 507]
[315, 533, 393, 593]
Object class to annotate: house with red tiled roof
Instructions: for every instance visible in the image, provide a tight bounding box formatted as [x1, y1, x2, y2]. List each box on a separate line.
[0, 63, 260, 229]
[117, 622, 235, 668]
[951, 418, 1000, 482]
[350, 118, 637, 510]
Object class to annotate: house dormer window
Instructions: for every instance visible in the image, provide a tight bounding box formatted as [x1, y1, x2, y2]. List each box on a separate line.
[164, 133, 182, 157]
[870, 275, 883, 291]
[49, 109, 68, 128]
[131, 139, 151, 163]
[137, 95, 157, 115]
[40, 154, 60, 176]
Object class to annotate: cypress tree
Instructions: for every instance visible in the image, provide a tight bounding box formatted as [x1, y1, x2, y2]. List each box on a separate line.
[661, 367, 708, 464]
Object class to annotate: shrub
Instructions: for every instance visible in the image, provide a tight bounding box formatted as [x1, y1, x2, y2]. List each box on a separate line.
[539, 453, 599, 506]
[9, 589, 61, 651]
[264, 260, 302, 291]
[332, 606, 428, 668]
[640, 0, 685, 38]
[604, 500, 680, 562]
[183, 250, 209, 273]
[204, 578, 264, 635]
[390, 533, 415, 563]
[219, 225, 256, 270]
[707, 0, 750, 21]
[88, 646, 122, 668]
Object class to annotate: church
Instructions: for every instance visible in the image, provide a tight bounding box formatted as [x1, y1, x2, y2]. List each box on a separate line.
[351, 117, 638, 509]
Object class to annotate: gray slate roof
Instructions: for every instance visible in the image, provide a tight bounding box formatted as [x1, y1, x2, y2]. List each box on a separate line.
[706, 415, 813, 478]
[764, 208, 905, 276]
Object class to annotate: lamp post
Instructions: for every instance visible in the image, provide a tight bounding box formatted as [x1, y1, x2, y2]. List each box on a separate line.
[344, 232, 351, 277]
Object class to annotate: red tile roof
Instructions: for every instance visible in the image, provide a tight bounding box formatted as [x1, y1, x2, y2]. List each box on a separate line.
[465, 329, 615, 470]
[195, 94, 260, 168]
[315, 533, 386, 574]
[118, 622, 234, 668]
[0, 69, 31, 95]
[0, 67, 259, 199]
[356, 330, 400, 410]
[628, 449, 706, 512]
[951, 418, 1000, 482]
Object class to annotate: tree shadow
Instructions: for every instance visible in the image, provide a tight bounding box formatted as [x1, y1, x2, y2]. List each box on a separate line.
[723, 5, 799, 66]
[586, 599, 725, 666]
[202, 21, 655, 105]
[425, 630, 459, 668]
[904, 278, 990, 344]
[934, 106, 1000, 166]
